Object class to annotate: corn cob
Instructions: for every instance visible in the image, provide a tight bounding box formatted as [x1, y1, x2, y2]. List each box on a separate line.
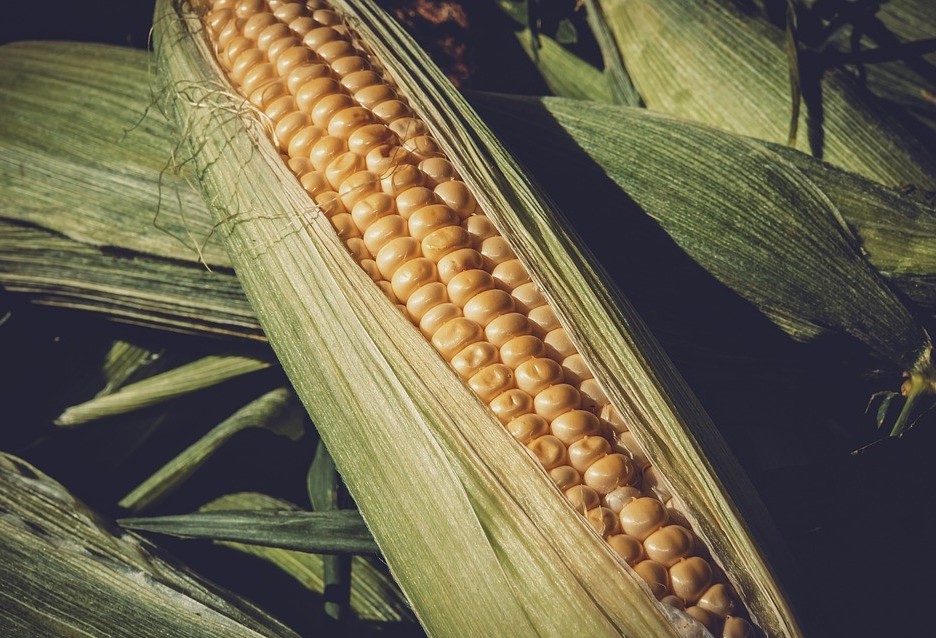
[197, 1, 762, 635]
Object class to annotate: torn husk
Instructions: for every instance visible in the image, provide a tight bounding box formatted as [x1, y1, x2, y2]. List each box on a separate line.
[154, 0, 801, 635]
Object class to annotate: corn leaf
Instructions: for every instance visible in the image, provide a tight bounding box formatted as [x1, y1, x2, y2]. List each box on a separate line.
[120, 509, 378, 554]
[583, 0, 641, 105]
[597, 0, 936, 189]
[156, 0, 801, 634]
[472, 92, 934, 370]
[0, 453, 300, 638]
[56, 354, 272, 426]
[0, 219, 262, 339]
[0, 42, 228, 268]
[306, 440, 351, 620]
[119, 387, 305, 512]
[514, 29, 612, 102]
[199, 493, 416, 624]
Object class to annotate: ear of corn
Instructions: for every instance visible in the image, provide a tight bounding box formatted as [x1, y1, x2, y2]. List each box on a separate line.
[154, 0, 801, 635]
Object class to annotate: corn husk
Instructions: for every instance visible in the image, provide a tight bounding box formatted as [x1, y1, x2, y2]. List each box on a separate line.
[120, 508, 377, 554]
[199, 492, 415, 624]
[3, 41, 935, 352]
[597, 0, 936, 190]
[55, 354, 272, 426]
[0, 453, 300, 638]
[0, 219, 261, 338]
[119, 386, 305, 511]
[471, 93, 934, 372]
[154, 0, 801, 635]
[0, 42, 226, 266]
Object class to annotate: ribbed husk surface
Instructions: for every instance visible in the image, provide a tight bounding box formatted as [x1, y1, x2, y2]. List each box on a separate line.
[154, 0, 800, 636]
[598, 0, 936, 190]
[0, 453, 299, 638]
[3, 42, 935, 352]
[199, 492, 415, 623]
[470, 93, 934, 372]
[846, 0, 936, 135]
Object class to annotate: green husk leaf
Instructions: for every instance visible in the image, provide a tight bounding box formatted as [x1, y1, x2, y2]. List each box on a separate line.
[827, 0, 936, 135]
[583, 0, 641, 105]
[199, 493, 415, 624]
[307, 440, 340, 513]
[55, 354, 272, 426]
[471, 93, 933, 371]
[597, 0, 936, 189]
[0, 453, 300, 638]
[0, 219, 262, 339]
[514, 29, 612, 102]
[120, 509, 378, 554]
[119, 387, 304, 512]
[155, 0, 800, 635]
[0, 42, 229, 268]
[767, 144, 936, 283]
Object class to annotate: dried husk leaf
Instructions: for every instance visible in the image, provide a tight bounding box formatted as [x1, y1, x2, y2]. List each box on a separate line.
[514, 29, 612, 102]
[597, 0, 936, 190]
[0, 219, 261, 338]
[120, 509, 378, 554]
[55, 354, 272, 426]
[98, 340, 163, 396]
[0, 42, 228, 267]
[0, 453, 299, 638]
[209, 496, 412, 624]
[155, 0, 800, 636]
[470, 93, 934, 371]
[119, 387, 304, 511]
[197, 492, 415, 623]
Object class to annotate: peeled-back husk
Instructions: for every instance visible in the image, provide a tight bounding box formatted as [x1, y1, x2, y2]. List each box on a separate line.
[154, 0, 802, 635]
